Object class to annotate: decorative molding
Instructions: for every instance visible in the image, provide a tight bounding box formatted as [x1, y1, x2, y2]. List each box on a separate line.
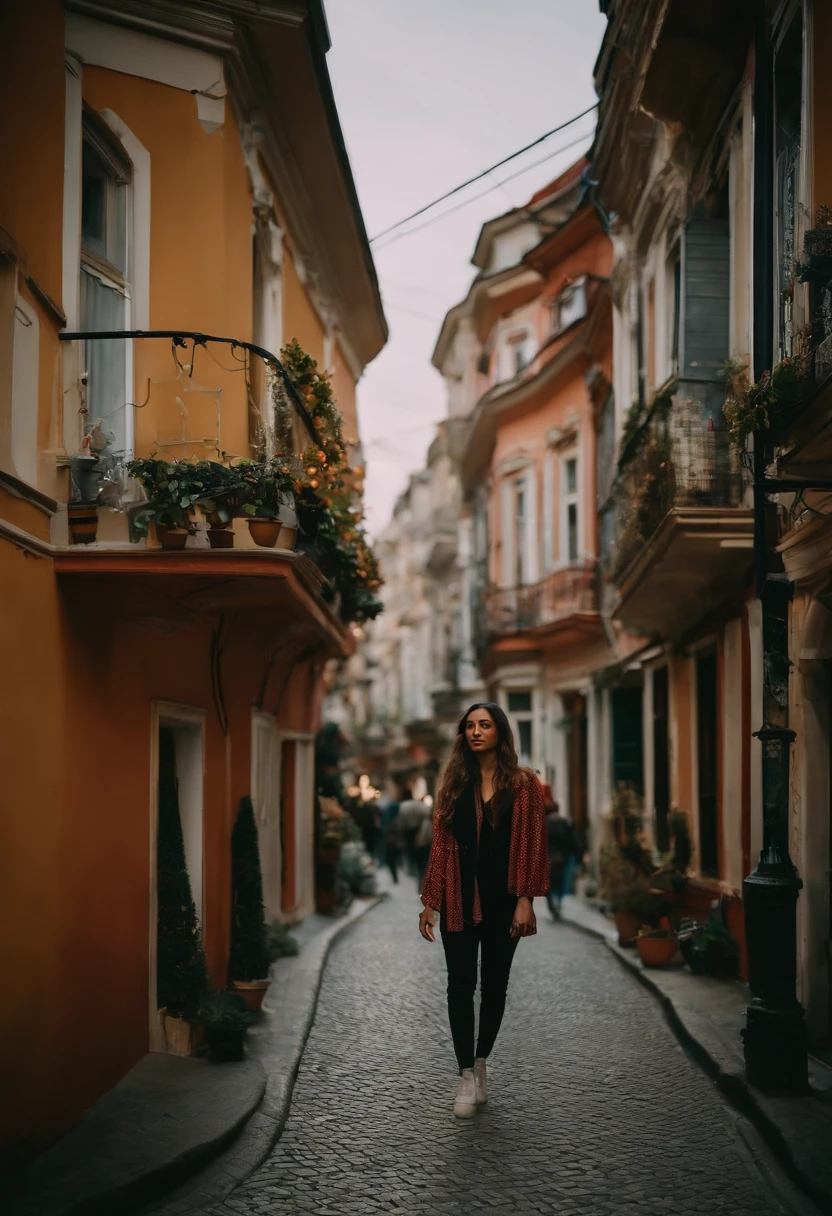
[65, 10, 227, 131]
[0, 470, 58, 516]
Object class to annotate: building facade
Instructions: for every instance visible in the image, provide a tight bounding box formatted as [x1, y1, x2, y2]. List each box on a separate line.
[0, 0, 385, 1156]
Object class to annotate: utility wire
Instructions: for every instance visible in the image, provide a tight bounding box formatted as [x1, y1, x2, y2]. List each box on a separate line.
[368, 102, 598, 244]
[372, 127, 595, 253]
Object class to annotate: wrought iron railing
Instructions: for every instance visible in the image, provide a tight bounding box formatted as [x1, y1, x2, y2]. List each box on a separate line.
[483, 561, 598, 636]
[611, 396, 745, 583]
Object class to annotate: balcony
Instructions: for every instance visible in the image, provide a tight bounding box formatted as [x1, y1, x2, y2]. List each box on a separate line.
[610, 398, 752, 638]
[483, 561, 599, 640]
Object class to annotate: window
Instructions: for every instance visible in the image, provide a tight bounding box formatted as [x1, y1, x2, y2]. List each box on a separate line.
[774, 10, 804, 362]
[11, 298, 39, 486]
[560, 454, 580, 563]
[668, 245, 681, 374]
[551, 279, 586, 335]
[508, 691, 533, 766]
[514, 476, 527, 585]
[507, 331, 534, 379]
[80, 111, 133, 460]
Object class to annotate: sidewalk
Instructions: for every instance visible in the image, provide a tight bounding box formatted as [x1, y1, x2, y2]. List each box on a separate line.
[558, 895, 832, 1213]
[9, 894, 383, 1216]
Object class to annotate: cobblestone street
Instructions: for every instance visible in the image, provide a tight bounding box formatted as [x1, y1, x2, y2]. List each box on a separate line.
[200, 880, 819, 1216]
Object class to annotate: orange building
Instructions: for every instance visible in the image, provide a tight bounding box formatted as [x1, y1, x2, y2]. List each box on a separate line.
[0, 0, 385, 1157]
[435, 161, 622, 834]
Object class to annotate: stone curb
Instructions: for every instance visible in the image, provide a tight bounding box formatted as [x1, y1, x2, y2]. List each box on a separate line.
[560, 907, 831, 1214]
[139, 892, 386, 1215]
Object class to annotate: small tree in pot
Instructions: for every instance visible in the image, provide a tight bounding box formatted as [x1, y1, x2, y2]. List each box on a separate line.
[157, 729, 210, 1050]
[229, 796, 272, 1011]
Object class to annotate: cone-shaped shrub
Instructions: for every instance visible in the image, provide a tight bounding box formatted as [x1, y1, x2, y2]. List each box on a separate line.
[157, 729, 209, 1019]
[229, 796, 270, 981]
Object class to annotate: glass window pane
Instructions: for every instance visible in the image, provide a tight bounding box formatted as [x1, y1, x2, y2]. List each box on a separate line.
[565, 458, 577, 494]
[508, 691, 532, 713]
[567, 502, 578, 562]
[81, 267, 127, 454]
[82, 144, 108, 256]
[517, 719, 533, 763]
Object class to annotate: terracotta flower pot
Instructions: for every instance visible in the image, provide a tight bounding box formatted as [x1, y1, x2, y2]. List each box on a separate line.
[156, 524, 189, 550]
[636, 934, 678, 968]
[207, 527, 234, 549]
[229, 978, 270, 1013]
[67, 503, 99, 545]
[613, 911, 642, 947]
[247, 518, 280, 548]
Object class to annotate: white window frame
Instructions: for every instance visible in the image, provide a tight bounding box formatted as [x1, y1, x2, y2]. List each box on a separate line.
[11, 296, 40, 487]
[559, 449, 582, 565]
[506, 688, 535, 767]
[550, 276, 587, 335]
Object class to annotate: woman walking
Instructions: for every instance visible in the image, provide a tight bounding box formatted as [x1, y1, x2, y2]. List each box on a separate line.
[418, 702, 549, 1119]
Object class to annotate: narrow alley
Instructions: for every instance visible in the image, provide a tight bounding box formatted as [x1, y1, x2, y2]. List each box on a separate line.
[162, 880, 818, 1216]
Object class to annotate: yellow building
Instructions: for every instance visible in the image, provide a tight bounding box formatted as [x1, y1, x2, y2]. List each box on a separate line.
[0, 0, 385, 1158]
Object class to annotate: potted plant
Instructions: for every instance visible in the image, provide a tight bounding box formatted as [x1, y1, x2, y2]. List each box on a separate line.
[239, 457, 295, 548]
[598, 784, 658, 945]
[199, 989, 255, 1061]
[677, 911, 739, 978]
[195, 460, 243, 549]
[67, 445, 104, 544]
[636, 924, 678, 968]
[648, 808, 692, 908]
[126, 457, 198, 549]
[266, 918, 299, 962]
[157, 728, 210, 1054]
[229, 796, 272, 1012]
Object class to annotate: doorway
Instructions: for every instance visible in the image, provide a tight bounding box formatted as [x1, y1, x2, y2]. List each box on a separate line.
[653, 666, 670, 852]
[696, 651, 719, 877]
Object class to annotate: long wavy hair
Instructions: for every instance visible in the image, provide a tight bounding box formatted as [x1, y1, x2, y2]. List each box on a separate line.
[436, 702, 519, 828]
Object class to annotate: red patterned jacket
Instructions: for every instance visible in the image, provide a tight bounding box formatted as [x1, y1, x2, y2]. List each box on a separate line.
[420, 770, 550, 933]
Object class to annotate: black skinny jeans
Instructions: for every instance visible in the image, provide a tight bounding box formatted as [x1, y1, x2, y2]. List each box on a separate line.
[441, 901, 519, 1072]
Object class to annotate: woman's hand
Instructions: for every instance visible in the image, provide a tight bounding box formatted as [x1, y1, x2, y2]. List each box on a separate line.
[510, 896, 536, 938]
[419, 905, 437, 942]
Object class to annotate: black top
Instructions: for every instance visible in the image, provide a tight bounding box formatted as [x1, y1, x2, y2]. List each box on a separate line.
[453, 784, 514, 924]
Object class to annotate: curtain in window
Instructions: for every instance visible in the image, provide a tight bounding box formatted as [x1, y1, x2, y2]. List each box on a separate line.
[81, 266, 127, 455]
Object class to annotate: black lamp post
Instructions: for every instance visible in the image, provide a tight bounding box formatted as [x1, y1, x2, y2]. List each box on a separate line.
[741, 2, 807, 1093]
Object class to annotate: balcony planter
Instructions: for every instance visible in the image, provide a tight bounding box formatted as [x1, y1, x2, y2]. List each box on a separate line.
[636, 928, 678, 968]
[67, 503, 99, 545]
[247, 518, 281, 547]
[155, 523, 189, 550]
[207, 527, 234, 549]
[229, 978, 270, 1013]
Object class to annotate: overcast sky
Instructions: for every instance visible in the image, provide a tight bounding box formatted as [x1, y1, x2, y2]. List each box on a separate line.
[325, 0, 607, 534]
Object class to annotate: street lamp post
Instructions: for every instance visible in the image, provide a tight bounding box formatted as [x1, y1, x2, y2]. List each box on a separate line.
[742, 1, 808, 1093]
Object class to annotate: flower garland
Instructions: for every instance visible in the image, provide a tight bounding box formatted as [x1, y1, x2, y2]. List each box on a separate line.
[279, 340, 383, 623]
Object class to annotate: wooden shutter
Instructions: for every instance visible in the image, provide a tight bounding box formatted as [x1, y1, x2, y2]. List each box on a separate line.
[681, 203, 730, 383]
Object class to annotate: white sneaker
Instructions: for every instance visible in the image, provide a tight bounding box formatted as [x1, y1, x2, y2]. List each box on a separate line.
[474, 1057, 487, 1105]
[453, 1068, 477, 1118]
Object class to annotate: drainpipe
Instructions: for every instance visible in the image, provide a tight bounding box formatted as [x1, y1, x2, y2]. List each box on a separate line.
[741, 1, 808, 1093]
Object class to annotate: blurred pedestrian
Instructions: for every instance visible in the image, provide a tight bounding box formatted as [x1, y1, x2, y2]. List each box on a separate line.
[546, 797, 575, 920]
[375, 779, 402, 865]
[386, 808, 405, 883]
[398, 789, 424, 875]
[414, 796, 434, 891]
